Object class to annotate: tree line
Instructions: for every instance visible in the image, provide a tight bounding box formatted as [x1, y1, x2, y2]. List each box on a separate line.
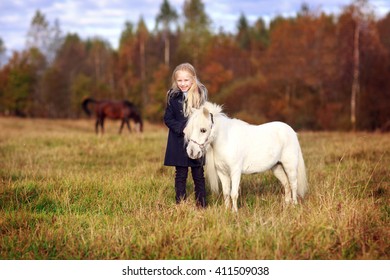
[0, 0, 389, 131]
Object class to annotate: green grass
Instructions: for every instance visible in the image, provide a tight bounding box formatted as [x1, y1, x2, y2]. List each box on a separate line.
[0, 117, 389, 259]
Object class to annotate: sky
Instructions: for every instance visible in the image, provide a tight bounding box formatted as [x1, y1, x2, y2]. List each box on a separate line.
[0, 0, 390, 57]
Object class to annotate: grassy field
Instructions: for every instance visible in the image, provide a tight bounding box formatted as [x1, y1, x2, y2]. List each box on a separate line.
[0, 117, 389, 260]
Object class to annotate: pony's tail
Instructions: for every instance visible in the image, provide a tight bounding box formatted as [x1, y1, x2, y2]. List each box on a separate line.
[297, 145, 308, 198]
[82, 97, 95, 116]
[205, 146, 219, 193]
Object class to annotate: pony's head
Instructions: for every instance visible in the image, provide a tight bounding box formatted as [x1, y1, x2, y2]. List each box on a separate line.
[184, 102, 221, 159]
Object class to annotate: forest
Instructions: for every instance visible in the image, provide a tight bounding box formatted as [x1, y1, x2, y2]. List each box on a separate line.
[0, 0, 389, 131]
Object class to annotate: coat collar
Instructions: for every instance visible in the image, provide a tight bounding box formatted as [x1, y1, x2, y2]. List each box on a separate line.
[168, 89, 184, 99]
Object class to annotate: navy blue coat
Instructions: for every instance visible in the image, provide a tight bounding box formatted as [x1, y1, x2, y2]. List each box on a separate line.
[163, 90, 204, 167]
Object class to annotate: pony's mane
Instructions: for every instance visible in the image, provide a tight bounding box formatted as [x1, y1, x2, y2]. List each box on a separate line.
[203, 101, 224, 116]
[185, 102, 225, 142]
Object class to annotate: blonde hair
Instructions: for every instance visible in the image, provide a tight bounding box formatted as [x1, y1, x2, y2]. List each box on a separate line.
[170, 63, 208, 117]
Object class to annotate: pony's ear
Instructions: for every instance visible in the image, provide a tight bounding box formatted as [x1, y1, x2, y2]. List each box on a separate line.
[203, 107, 209, 118]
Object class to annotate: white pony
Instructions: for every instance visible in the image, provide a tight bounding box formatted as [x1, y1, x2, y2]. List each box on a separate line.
[184, 102, 308, 212]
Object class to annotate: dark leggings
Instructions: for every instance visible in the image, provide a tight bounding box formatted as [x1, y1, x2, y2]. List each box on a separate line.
[175, 166, 206, 207]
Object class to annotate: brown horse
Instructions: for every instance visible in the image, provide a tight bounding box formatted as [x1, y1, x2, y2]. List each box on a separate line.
[82, 97, 143, 134]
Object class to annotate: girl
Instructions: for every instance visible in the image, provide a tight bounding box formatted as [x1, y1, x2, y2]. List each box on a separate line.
[163, 63, 208, 208]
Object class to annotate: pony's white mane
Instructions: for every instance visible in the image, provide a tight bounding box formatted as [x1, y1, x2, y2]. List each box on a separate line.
[184, 102, 223, 144]
[203, 101, 223, 116]
[187, 102, 224, 127]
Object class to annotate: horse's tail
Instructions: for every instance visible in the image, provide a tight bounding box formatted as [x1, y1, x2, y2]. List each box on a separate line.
[297, 144, 308, 198]
[205, 146, 219, 193]
[82, 97, 95, 116]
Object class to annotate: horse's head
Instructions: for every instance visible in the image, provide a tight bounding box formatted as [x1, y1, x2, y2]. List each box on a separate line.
[184, 105, 215, 159]
[125, 101, 144, 133]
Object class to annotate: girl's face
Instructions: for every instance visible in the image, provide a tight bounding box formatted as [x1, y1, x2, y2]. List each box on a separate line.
[175, 70, 194, 92]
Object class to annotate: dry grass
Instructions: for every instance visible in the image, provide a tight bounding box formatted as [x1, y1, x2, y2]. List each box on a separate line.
[0, 117, 389, 259]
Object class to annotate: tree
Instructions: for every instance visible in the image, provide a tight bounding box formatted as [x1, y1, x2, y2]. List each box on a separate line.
[70, 73, 93, 118]
[26, 10, 63, 65]
[201, 61, 233, 96]
[117, 21, 140, 100]
[85, 37, 114, 96]
[261, 8, 340, 129]
[41, 66, 68, 117]
[156, 0, 178, 67]
[146, 64, 170, 122]
[182, 0, 211, 67]
[52, 34, 88, 117]
[26, 10, 49, 51]
[377, 12, 390, 51]
[1, 50, 41, 116]
[236, 13, 251, 50]
[0, 38, 6, 68]
[136, 17, 149, 107]
[338, 0, 377, 130]
[376, 13, 390, 130]
[48, 19, 63, 64]
[252, 17, 269, 48]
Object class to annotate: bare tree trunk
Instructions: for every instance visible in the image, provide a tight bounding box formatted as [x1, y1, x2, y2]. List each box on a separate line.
[351, 21, 360, 131]
[164, 35, 170, 67]
[140, 40, 147, 106]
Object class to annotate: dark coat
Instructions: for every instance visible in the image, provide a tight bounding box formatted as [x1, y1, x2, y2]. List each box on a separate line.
[163, 90, 204, 167]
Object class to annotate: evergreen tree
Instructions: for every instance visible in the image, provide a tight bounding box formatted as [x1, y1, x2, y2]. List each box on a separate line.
[182, 0, 211, 67]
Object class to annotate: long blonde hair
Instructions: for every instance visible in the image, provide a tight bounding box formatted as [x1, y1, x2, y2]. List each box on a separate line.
[170, 63, 208, 117]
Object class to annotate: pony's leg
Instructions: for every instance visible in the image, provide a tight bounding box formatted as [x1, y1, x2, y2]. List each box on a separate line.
[126, 120, 131, 132]
[119, 120, 125, 134]
[95, 117, 104, 134]
[95, 119, 100, 134]
[272, 164, 292, 204]
[217, 171, 231, 209]
[101, 118, 105, 134]
[282, 163, 298, 204]
[230, 171, 242, 213]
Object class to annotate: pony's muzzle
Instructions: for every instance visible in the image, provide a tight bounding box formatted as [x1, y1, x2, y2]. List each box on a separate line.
[186, 144, 202, 159]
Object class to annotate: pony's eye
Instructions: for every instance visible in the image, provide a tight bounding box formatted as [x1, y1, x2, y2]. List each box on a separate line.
[200, 128, 207, 133]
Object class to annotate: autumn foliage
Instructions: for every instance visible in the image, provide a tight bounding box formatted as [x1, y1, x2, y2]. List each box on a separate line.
[0, 0, 389, 131]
